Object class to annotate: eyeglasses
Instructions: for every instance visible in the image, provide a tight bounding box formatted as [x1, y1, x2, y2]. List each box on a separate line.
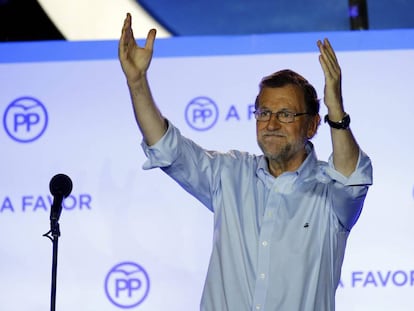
[254, 109, 311, 123]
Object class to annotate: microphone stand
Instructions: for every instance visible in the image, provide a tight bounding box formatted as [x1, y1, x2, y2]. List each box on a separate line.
[43, 173, 72, 311]
[43, 215, 61, 311]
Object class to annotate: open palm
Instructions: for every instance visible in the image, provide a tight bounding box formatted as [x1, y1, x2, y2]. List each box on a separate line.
[118, 13, 156, 84]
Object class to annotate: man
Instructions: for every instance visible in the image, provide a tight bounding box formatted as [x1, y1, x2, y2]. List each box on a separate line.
[118, 13, 372, 311]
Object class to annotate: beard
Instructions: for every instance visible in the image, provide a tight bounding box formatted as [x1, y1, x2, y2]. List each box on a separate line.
[258, 138, 306, 169]
[259, 141, 293, 162]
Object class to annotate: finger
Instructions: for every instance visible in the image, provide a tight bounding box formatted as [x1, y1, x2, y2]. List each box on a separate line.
[121, 14, 138, 51]
[323, 38, 339, 63]
[318, 41, 334, 78]
[318, 54, 333, 79]
[121, 13, 131, 35]
[321, 39, 341, 74]
[318, 40, 335, 70]
[120, 14, 131, 43]
[318, 40, 340, 78]
[145, 29, 157, 51]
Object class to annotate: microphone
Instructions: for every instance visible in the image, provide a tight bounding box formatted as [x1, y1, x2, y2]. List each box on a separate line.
[49, 174, 73, 222]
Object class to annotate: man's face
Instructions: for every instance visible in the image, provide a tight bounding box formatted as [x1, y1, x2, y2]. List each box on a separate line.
[256, 84, 318, 168]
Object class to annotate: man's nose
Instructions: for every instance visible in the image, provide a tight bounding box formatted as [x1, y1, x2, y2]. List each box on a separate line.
[266, 113, 282, 130]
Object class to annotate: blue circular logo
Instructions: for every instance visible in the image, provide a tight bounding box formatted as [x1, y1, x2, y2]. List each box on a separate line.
[105, 262, 150, 309]
[3, 97, 48, 143]
[185, 96, 219, 131]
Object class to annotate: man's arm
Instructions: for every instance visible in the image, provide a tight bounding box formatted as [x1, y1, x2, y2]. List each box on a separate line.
[118, 13, 167, 146]
[318, 38, 359, 177]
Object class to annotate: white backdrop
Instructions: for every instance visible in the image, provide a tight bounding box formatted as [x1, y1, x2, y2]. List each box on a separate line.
[0, 29, 414, 310]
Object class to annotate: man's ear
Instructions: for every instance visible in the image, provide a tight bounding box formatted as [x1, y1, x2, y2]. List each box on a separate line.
[307, 114, 321, 139]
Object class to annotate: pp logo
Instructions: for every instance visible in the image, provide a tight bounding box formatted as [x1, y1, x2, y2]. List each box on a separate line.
[105, 262, 150, 309]
[185, 96, 219, 131]
[3, 97, 48, 143]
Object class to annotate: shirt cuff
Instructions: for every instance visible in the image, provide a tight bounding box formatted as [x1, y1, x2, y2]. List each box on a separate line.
[325, 149, 373, 186]
[141, 120, 180, 169]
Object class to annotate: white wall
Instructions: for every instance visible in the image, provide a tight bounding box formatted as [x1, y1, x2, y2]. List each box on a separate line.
[0, 29, 413, 310]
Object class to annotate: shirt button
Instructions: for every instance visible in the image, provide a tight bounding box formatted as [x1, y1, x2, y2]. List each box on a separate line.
[262, 241, 268, 247]
[256, 304, 261, 310]
[260, 273, 266, 279]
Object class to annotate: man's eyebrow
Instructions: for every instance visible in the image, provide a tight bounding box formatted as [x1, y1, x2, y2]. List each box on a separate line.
[258, 106, 293, 111]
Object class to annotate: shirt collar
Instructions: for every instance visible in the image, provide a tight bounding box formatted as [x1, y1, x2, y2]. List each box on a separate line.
[297, 141, 318, 178]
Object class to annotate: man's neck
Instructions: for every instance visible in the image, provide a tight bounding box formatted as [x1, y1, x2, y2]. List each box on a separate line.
[267, 149, 308, 177]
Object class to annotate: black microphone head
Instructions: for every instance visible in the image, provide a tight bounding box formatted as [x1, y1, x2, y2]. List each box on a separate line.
[49, 174, 73, 198]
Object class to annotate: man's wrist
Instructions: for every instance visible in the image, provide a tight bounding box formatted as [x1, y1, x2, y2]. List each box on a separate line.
[324, 113, 350, 130]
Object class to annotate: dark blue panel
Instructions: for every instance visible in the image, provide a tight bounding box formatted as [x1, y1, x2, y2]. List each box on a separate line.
[2, 29, 414, 63]
[368, 1, 414, 29]
[137, 0, 350, 35]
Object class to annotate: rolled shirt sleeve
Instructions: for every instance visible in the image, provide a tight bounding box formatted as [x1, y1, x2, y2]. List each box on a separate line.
[141, 120, 180, 169]
[324, 149, 373, 230]
[325, 149, 373, 187]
